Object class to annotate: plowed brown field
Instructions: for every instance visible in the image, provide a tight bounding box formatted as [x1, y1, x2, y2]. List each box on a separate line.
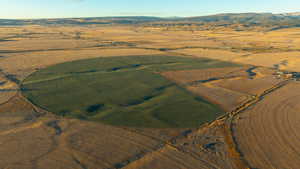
[213, 76, 284, 95]
[234, 82, 300, 169]
[187, 84, 248, 111]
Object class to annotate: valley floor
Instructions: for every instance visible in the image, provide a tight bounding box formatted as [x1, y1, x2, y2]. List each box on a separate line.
[0, 25, 299, 169]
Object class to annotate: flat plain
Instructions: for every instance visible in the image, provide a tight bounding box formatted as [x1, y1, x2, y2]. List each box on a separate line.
[0, 22, 300, 169]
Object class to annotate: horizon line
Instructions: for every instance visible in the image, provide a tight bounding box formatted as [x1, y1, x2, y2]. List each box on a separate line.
[0, 11, 296, 20]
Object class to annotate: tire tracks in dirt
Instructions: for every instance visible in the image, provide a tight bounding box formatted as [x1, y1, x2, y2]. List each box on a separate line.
[108, 127, 220, 169]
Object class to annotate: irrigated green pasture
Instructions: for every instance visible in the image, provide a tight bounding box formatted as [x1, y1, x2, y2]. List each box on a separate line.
[22, 55, 239, 128]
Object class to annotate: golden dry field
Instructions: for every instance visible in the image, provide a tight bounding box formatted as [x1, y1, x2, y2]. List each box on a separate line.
[0, 24, 300, 169]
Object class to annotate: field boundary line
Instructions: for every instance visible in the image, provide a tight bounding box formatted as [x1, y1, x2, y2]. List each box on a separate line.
[224, 79, 291, 169]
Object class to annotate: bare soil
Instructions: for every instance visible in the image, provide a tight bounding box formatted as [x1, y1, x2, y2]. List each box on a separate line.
[234, 82, 300, 169]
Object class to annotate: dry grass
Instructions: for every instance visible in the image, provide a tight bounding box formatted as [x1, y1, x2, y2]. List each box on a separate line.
[123, 145, 213, 169]
[160, 67, 255, 111]
[0, 98, 162, 169]
[234, 82, 300, 169]
[187, 84, 249, 112]
[161, 67, 248, 85]
[0, 74, 18, 105]
[221, 123, 249, 169]
[213, 76, 284, 95]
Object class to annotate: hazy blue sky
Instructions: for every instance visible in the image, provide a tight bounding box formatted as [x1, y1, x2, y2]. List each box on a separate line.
[1, 0, 300, 19]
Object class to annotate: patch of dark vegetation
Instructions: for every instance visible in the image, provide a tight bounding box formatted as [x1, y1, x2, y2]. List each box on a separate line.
[246, 66, 257, 78]
[114, 163, 126, 169]
[0, 39, 15, 42]
[110, 67, 121, 71]
[231, 46, 300, 53]
[122, 84, 176, 107]
[109, 64, 142, 72]
[291, 72, 300, 78]
[199, 77, 219, 83]
[56, 110, 70, 117]
[5, 74, 20, 84]
[70, 69, 98, 74]
[86, 104, 104, 116]
[181, 129, 193, 137]
[96, 41, 136, 47]
[203, 142, 219, 151]
[20, 87, 40, 92]
[143, 95, 156, 101]
[155, 84, 174, 91]
[123, 99, 144, 107]
[122, 94, 157, 107]
[0, 50, 12, 53]
[159, 48, 170, 51]
[0, 89, 20, 92]
[143, 46, 228, 52]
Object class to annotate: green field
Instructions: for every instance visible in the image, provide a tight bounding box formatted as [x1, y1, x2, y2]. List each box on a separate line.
[22, 55, 239, 128]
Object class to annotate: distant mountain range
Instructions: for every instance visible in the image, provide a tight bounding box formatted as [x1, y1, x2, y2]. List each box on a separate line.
[1, 13, 300, 30]
[0, 16, 161, 26]
[280, 12, 300, 16]
[184, 13, 300, 22]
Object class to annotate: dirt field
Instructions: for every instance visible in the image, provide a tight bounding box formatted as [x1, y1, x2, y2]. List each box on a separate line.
[187, 84, 248, 112]
[234, 82, 300, 169]
[213, 75, 284, 95]
[0, 119, 162, 169]
[0, 94, 164, 169]
[161, 66, 284, 112]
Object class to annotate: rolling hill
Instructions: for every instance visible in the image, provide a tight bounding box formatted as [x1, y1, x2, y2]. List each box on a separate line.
[1, 12, 300, 29]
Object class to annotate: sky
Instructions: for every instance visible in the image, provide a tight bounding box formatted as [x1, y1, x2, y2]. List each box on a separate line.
[0, 0, 300, 19]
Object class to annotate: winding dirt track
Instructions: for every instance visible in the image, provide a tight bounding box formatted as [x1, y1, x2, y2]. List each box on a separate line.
[234, 82, 300, 169]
